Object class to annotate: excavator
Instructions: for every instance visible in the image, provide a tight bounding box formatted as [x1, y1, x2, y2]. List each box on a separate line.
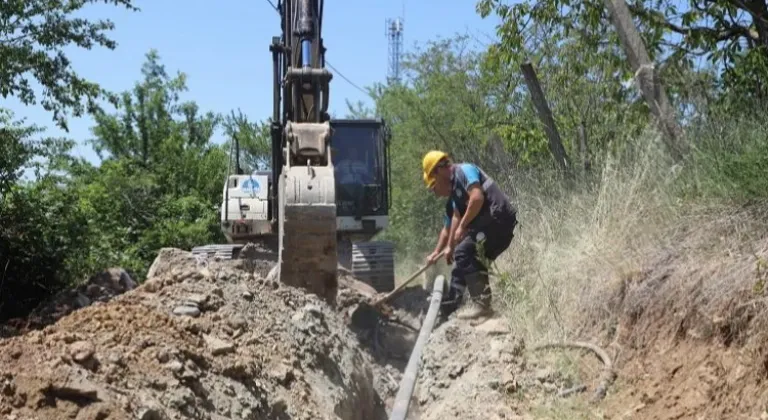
[192, 0, 395, 303]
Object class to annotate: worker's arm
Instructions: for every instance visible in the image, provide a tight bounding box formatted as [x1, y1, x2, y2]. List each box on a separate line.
[452, 164, 485, 243]
[448, 209, 461, 247]
[444, 210, 461, 264]
[458, 185, 484, 230]
[433, 226, 449, 253]
[427, 205, 453, 264]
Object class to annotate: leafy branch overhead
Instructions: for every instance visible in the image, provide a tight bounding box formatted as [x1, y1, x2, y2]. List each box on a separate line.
[476, 0, 768, 95]
[0, 0, 139, 131]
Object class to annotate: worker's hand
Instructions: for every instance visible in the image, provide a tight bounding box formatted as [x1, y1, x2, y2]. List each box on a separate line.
[445, 245, 454, 265]
[452, 224, 468, 245]
[425, 251, 441, 266]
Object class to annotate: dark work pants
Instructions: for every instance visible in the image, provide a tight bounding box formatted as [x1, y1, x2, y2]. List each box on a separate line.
[441, 215, 517, 314]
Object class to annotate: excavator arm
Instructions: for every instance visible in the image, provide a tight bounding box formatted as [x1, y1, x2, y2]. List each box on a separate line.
[270, 0, 339, 304]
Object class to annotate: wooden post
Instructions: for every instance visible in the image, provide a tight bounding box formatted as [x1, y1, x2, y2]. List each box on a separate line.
[603, 0, 687, 160]
[520, 62, 570, 173]
[578, 121, 591, 172]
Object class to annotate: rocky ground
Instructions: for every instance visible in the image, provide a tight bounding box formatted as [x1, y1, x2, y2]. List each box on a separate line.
[0, 244, 570, 420]
[0, 247, 419, 420]
[4, 238, 767, 420]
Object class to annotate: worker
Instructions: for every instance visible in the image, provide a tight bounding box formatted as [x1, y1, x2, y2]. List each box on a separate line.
[422, 150, 518, 322]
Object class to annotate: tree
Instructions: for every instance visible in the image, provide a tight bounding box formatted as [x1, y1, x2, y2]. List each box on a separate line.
[222, 110, 271, 172]
[475, 0, 768, 97]
[70, 50, 228, 278]
[0, 0, 139, 131]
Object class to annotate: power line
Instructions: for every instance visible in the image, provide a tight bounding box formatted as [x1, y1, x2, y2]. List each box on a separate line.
[264, 0, 278, 11]
[325, 61, 371, 97]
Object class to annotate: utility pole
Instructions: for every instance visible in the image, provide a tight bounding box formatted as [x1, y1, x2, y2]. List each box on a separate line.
[520, 62, 571, 173]
[603, 0, 687, 160]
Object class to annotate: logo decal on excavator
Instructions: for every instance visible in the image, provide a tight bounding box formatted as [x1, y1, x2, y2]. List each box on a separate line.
[241, 178, 260, 194]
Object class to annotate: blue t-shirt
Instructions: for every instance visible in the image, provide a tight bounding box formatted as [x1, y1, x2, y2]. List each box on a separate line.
[443, 163, 516, 230]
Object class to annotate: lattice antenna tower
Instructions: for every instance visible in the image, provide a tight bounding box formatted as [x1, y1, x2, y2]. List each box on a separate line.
[385, 9, 404, 84]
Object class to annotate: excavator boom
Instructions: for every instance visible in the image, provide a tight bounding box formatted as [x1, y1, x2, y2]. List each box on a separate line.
[272, 0, 339, 304]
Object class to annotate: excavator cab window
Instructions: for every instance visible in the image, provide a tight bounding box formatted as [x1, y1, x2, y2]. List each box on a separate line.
[330, 119, 389, 218]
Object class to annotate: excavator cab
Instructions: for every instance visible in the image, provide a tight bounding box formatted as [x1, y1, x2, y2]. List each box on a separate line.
[331, 118, 391, 235]
[331, 118, 395, 293]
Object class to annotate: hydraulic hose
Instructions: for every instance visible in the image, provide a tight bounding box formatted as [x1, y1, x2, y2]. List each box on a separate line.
[389, 275, 445, 420]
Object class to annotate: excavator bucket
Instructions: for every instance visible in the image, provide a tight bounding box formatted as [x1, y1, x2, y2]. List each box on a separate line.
[277, 121, 339, 305]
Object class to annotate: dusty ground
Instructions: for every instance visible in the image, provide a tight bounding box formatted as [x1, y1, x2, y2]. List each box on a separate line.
[0, 248, 403, 420]
[4, 227, 768, 420]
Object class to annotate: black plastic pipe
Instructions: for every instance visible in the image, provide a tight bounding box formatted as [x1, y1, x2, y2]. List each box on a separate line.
[389, 275, 445, 420]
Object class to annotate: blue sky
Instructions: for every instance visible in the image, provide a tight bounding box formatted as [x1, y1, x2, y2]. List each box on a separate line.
[6, 0, 501, 165]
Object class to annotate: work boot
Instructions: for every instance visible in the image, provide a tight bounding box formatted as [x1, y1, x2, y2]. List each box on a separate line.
[457, 272, 494, 321]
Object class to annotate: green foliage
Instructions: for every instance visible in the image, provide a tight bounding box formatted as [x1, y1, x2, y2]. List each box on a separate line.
[0, 0, 139, 131]
[222, 109, 271, 172]
[476, 0, 768, 95]
[3, 0, 768, 323]
[0, 114, 91, 318]
[677, 106, 768, 201]
[0, 48, 233, 319]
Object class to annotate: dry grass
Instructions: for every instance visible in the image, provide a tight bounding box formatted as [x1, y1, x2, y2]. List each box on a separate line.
[490, 127, 768, 350]
[479, 125, 768, 418]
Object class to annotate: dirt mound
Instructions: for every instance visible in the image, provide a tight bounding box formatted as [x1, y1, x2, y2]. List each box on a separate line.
[0, 248, 390, 420]
[1, 267, 137, 339]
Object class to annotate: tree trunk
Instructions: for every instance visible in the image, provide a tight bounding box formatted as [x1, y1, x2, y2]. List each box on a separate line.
[603, 0, 687, 161]
[519, 62, 571, 173]
[578, 121, 591, 172]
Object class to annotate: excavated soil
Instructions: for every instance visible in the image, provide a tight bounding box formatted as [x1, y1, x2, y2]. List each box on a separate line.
[0, 247, 430, 420]
[412, 315, 599, 420]
[593, 234, 768, 420]
[9, 224, 768, 420]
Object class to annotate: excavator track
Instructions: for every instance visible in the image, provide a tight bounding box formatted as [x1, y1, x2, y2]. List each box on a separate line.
[351, 241, 395, 292]
[191, 244, 243, 260]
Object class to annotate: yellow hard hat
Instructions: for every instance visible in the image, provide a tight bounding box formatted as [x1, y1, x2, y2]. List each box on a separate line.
[422, 150, 448, 187]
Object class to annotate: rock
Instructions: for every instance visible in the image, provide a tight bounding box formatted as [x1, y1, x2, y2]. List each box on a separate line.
[269, 362, 296, 387]
[156, 349, 171, 363]
[448, 363, 465, 379]
[489, 338, 505, 361]
[89, 267, 137, 294]
[501, 372, 517, 394]
[228, 314, 247, 330]
[242, 290, 254, 301]
[166, 361, 184, 373]
[184, 294, 207, 307]
[73, 293, 91, 308]
[291, 304, 326, 333]
[107, 352, 124, 366]
[70, 340, 95, 363]
[475, 318, 510, 335]
[48, 377, 101, 401]
[173, 305, 201, 317]
[204, 335, 234, 356]
[138, 407, 170, 420]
